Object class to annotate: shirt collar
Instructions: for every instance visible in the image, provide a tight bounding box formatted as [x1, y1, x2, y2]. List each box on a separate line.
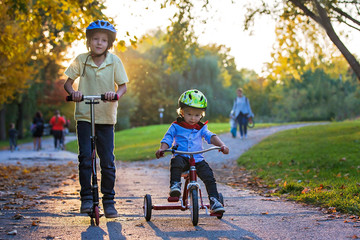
[173, 119, 208, 130]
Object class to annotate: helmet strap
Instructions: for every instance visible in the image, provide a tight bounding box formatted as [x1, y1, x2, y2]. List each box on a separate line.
[81, 50, 108, 77]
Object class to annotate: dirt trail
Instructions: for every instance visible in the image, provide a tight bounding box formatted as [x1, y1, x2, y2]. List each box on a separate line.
[0, 123, 359, 240]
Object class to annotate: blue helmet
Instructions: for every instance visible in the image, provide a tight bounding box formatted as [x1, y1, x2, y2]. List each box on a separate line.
[86, 20, 116, 34]
[86, 20, 116, 48]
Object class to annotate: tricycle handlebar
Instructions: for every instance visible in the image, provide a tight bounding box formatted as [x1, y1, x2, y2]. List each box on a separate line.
[66, 94, 118, 102]
[163, 146, 221, 155]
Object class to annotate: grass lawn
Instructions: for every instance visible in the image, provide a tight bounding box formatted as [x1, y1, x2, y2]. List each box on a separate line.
[65, 122, 278, 161]
[238, 120, 360, 215]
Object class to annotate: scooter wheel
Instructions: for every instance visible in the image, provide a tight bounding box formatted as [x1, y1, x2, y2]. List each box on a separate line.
[94, 205, 100, 226]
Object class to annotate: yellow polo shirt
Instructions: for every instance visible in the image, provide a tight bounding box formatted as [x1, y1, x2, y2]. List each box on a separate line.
[65, 52, 129, 124]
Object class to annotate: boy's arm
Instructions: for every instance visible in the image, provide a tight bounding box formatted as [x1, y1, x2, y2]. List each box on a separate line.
[116, 83, 127, 99]
[210, 135, 229, 154]
[155, 142, 170, 159]
[64, 77, 82, 102]
[104, 83, 127, 102]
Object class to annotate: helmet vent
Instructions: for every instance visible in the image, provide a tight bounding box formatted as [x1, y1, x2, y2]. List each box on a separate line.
[189, 94, 192, 100]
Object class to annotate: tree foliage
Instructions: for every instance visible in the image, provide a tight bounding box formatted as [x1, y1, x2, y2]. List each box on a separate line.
[153, 0, 359, 79]
[244, 0, 360, 80]
[0, 0, 106, 105]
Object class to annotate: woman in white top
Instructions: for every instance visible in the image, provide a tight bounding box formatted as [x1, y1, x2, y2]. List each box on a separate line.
[230, 88, 254, 139]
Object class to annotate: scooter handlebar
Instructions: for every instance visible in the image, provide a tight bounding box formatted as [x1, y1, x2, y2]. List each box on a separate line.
[66, 94, 119, 102]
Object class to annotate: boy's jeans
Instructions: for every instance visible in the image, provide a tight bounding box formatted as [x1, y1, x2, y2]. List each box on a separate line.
[77, 121, 116, 201]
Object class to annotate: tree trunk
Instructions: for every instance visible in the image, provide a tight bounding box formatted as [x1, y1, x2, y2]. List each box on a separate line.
[0, 106, 6, 141]
[325, 27, 360, 80]
[289, 0, 360, 80]
[312, 0, 360, 80]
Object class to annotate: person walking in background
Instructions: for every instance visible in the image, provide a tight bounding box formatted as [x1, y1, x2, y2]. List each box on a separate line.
[230, 88, 254, 139]
[64, 20, 128, 218]
[49, 110, 66, 150]
[32, 111, 45, 150]
[8, 123, 18, 151]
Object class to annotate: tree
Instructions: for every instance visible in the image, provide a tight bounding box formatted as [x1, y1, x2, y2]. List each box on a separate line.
[244, 0, 360, 80]
[1, 0, 107, 105]
[151, 1, 359, 80]
[0, 0, 107, 140]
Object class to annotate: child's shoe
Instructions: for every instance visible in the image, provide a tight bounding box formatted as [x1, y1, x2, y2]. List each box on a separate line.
[210, 197, 225, 214]
[80, 200, 93, 214]
[103, 200, 118, 218]
[169, 182, 181, 197]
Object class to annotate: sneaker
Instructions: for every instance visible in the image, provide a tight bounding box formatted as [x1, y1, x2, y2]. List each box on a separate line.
[210, 197, 225, 214]
[103, 201, 118, 218]
[169, 182, 181, 197]
[80, 200, 93, 214]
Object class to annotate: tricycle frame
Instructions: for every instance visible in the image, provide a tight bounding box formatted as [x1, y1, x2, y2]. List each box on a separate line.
[143, 146, 224, 226]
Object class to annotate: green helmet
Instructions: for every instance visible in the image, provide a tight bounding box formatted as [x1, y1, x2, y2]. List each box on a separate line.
[178, 89, 207, 109]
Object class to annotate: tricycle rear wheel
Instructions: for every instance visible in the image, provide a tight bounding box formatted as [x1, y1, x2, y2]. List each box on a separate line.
[217, 193, 224, 219]
[144, 194, 152, 221]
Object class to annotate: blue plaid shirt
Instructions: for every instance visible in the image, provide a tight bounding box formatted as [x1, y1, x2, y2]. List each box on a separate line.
[161, 122, 216, 163]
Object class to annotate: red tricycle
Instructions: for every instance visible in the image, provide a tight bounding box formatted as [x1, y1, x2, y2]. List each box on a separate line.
[143, 146, 224, 226]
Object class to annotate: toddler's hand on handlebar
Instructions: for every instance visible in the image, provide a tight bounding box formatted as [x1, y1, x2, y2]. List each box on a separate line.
[219, 145, 229, 154]
[155, 149, 165, 159]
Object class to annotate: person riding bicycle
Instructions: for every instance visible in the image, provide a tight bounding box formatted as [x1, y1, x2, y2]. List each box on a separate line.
[155, 89, 229, 214]
[64, 19, 129, 218]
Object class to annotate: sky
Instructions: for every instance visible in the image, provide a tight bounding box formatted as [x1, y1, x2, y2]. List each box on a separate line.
[69, 0, 360, 76]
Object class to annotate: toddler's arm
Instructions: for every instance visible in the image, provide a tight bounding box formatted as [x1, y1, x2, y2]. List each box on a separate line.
[210, 135, 229, 154]
[155, 142, 170, 159]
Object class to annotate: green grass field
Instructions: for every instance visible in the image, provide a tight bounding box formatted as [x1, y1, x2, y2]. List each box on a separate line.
[238, 121, 360, 215]
[65, 122, 277, 161]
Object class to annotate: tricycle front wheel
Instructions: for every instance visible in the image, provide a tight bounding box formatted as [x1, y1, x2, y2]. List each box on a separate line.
[190, 188, 199, 226]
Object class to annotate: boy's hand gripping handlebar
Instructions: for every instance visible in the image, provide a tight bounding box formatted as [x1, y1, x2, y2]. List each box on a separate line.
[66, 94, 119, 101]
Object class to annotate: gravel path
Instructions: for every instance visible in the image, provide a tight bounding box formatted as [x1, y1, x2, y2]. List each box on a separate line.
[1, 122, 359, 240]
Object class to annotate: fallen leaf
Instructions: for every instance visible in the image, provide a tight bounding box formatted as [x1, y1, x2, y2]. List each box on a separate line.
[301, 188, 311, 194]
[32, 220, 40, 226]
